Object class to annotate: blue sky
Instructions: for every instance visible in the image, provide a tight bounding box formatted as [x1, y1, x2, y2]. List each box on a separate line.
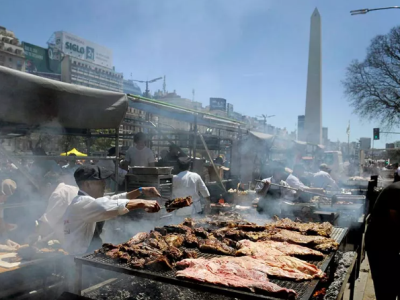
[1, 0, 400, 147]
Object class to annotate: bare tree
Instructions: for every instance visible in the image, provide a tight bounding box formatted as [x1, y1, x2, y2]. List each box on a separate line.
[343, 26, 400, 128]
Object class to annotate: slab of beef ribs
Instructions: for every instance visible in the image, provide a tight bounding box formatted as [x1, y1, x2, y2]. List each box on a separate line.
[164, 234, 185, 248]
[176, 257, 297, 299]
[237, 224, 267, 232]
[267, 229, 339, 251]
[236, 240, 324, 258]
[198, 239, 236, 256]
[271, 218, 333, 237]
[165, 196, 193, 213]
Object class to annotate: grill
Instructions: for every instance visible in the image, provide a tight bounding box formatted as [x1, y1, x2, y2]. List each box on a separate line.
[75, 228, 348, 300]
[125, 174, 173, 199]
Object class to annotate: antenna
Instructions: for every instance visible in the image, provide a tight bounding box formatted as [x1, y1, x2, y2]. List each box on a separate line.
[163, 75, 166, 94]
[192, 89, 195, 102]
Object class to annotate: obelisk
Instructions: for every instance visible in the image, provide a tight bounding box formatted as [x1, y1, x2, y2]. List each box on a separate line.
[304, 8, 322, 145]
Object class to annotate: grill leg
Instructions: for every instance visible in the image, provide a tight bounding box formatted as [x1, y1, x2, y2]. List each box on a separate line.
[74, 262, 83, 295]
[349, 257, 357, 300]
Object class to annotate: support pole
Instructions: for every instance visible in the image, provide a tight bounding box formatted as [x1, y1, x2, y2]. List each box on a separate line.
[192, 116, 198, 167]
[115, 128, 120, 194]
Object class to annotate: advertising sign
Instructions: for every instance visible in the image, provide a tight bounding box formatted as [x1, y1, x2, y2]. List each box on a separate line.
[53, 31, 113, 68]
[23, 42, 61, 79]
[209, 98, 227, 111]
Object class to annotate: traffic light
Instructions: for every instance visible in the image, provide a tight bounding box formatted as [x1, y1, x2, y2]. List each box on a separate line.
[373, 128, 380, 140]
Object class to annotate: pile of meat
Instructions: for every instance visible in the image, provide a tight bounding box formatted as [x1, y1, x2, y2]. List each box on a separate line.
[165, 196, 193, 213]
[93, 217, 339, 299]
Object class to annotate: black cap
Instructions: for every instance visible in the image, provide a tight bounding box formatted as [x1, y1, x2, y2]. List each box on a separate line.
[74, 165, 113, 183]
[178, 157, 192, 165]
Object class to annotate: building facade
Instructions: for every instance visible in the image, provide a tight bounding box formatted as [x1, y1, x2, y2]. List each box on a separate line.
[123, 79, 142, 96]
[322, 127, 328, 145]
[0, 26, 24, 71]
[297, 115, 305, 141]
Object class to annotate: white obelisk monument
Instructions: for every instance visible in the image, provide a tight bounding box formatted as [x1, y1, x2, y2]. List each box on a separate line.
[304, 8, 322, 145]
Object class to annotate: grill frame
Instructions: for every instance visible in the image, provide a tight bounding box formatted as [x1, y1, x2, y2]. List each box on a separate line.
[75, 227, 348, 300]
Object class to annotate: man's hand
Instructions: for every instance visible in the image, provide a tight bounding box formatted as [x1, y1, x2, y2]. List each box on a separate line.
[6, 239, 20, 249]
[143, 200, 161, 213]
[142, 187, 161, 198]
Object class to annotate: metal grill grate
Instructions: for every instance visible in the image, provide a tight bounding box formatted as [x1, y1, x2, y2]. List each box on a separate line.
[76, 227, 348, 300]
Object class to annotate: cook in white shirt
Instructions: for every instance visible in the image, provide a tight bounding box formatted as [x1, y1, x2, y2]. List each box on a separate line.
[312, 164, 340, 190]
[125, 132, 155, 167]
[36, 182, 79, 244]
[172, 157, 210, 216]
[63, 165, 161, 255]
[286, 164, 325, 195]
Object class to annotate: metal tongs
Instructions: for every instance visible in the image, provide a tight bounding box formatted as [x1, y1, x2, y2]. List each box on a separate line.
[255, 180, 329, 197]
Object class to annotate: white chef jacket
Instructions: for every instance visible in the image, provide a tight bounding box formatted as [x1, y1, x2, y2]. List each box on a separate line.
[38, 183, 79, 243]
[63, 191, 130, 255]
[286, 174, 308, 190]
[172, 171, 210, 216]
[255, 177, 296, 200]
[125, 146, 155, 167]
[312, 171, 337, 189]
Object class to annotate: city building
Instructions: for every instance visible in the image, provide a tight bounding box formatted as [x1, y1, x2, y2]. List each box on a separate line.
[297, 115, 305, 141]
[50, 31, 124, 92]
[304, 8, 322, 145]
[123, 79, 142, 96]
[322, 127, 328, 145]
[395, 141, 400, 148]
[23, 42, 61, 81]
[359, 137, 371, 151]
[0, 26, 24, 71]
[386, 143, 395, 149]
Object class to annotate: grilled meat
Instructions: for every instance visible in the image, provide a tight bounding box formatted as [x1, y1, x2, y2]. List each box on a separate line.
[165, 196, 193, 213]
[184, 232, 199, 248]
[145, 255, 173, 271]
[154, 227, 167, 236]
[224, 229, 243, 241]
[242, 231, 271, 241]
[166, 246, 183, 261]
[164, 224, 192, 235]
[128, 257, 146, 269]
[148, 231, 169, 251]
[267, 229, 339, 251]
[126, 232, 149, 246]
[236, 240, 324, 258]
[94, 243, 118, 255]
[194, 227, 209, 239]
[176, 257, 297, 299]
[223, 238, 237, 248]
[271, 218, 333, 237]
[237, 224, 266, 232]
[183, 218, 195, 228]
[198, 239, 236, 256]
[183, 249, 198, 259]
[164, 234, 185, 248]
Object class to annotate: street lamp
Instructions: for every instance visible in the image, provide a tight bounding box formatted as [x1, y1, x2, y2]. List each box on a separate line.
[256, 114, 275, 133]
[132, 77, 163, 98]
[350, 6, 400, 15]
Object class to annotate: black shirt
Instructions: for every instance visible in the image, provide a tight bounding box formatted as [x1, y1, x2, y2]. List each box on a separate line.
[367, 182, 400, 250]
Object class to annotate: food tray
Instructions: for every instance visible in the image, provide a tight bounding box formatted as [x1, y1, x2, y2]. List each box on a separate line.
[75, 228, 348, 300]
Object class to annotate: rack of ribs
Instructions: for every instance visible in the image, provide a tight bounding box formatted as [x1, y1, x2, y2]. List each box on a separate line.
[270, 218, 333, 237]
[176, 257, 297, 299]
[236, 240, 324, 258]
[267, 229, 339, 251]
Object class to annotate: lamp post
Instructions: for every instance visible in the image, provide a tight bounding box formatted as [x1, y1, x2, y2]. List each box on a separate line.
[350, 6, 400, 15]
[256, 114, 275, 133]
[132, 77, 163, 98]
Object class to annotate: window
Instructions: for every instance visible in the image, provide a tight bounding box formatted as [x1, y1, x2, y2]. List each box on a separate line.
[9, 57, 12, 62]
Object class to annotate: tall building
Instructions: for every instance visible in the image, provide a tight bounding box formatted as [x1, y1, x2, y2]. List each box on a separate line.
[123, 79, 142, 96]
[0, 26, 24, 71]
[50, 31, 123, 92]
[297, 115, 305, 141]
[359, 137, 371, 150]
[322, 127, 328, 145]
[386, 143, 395, 149]
[304, 8, 322, 145]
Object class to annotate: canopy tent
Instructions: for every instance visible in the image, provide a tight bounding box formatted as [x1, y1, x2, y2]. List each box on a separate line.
[0, 66, 128, 135]
[60, 148, 87, 156]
